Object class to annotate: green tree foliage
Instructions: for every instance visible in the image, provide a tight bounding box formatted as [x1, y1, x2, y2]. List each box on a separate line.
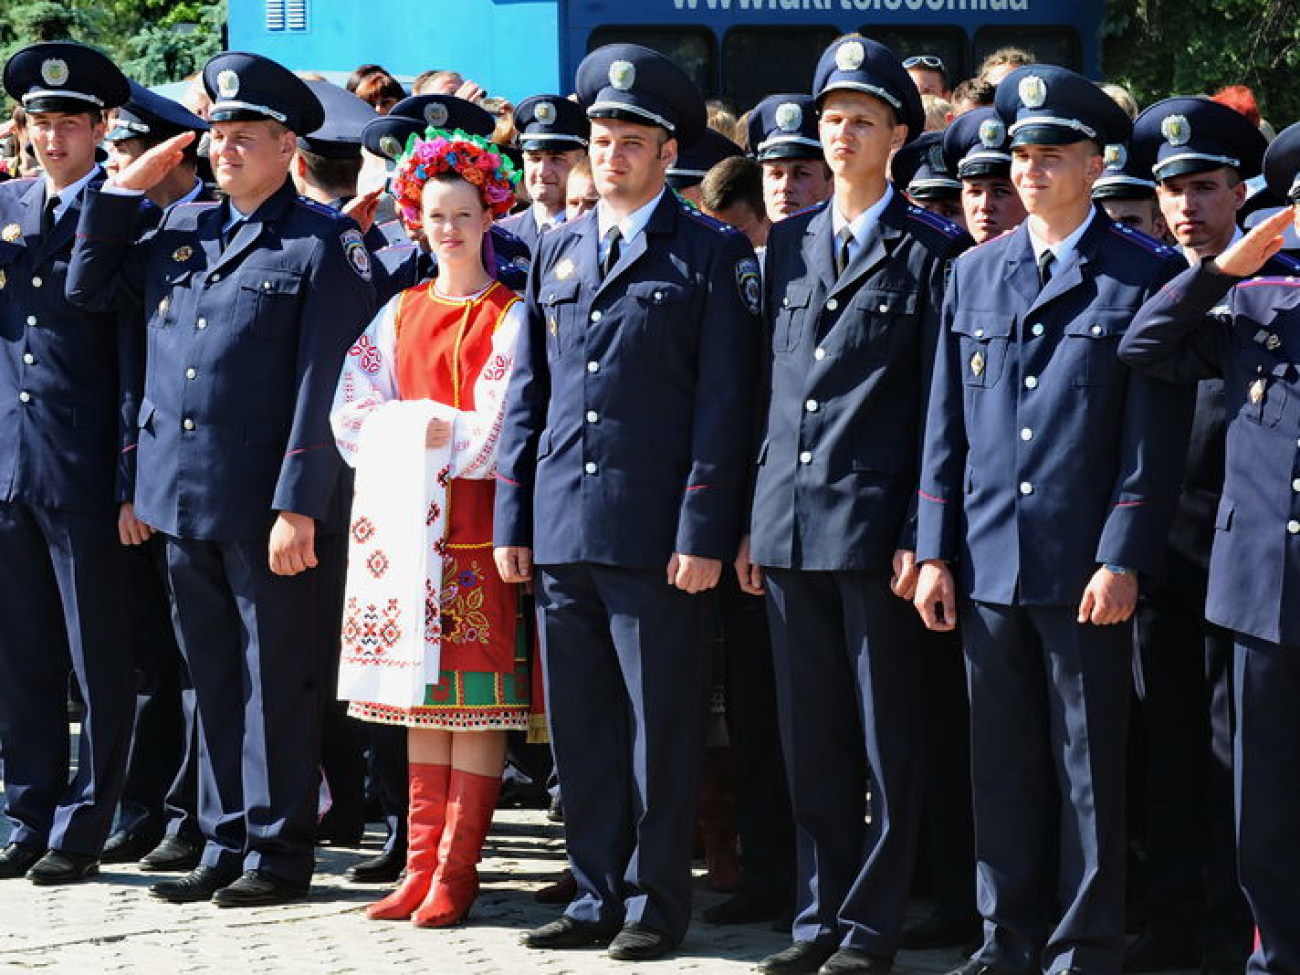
[1103, 0, 1300, 125]
[0, 0, 225, 88]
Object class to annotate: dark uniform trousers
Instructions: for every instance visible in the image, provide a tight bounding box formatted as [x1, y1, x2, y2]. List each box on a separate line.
[495, 193, 761, 946]
[67, 180, 376, 886]
[751, 193, 969, 956]
[0, 174, 137, 857]
[1121, 263, 1300, 975]
[536, 563, 709, 941]
[918, 210, 1191, 974]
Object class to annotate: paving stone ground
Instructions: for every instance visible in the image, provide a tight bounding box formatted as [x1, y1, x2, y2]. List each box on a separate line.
[0, 808, 973, 974]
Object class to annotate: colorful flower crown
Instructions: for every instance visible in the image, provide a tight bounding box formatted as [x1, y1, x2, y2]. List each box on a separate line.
[391, 128, 519, 227]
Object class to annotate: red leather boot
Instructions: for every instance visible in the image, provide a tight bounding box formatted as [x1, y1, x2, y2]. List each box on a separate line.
[367, 763, 450, 920]
[412, 769, 501, 927]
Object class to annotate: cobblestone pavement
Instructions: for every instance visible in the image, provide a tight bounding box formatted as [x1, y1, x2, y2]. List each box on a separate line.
[0, 809, 974, 974]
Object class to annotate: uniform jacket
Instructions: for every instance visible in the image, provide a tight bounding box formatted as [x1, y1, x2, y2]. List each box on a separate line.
[749, 192, 969, 571]
[1121, 262, 1300, 645]
[498, 207, 562, 259]
[493, 190, 761, 567]
[916, 207, 1192, 606]
[66, 179, 376, 542]
[0, 172, 139, 510]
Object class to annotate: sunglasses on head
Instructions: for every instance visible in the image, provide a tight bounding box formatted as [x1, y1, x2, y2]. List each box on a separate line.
[903, 56, 946, 71]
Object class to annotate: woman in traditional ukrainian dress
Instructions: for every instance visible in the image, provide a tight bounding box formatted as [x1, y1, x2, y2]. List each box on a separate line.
[330, 130, 526, 927]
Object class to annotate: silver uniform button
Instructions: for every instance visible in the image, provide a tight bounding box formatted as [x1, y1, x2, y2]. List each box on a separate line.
[974, 328, 985, 338]
[1024, 375, 1039, 390]
[814, 347, 827, 361]
[185, 367, 197, 380]
[878, 303, 890, 314]
[196, 318, 208, 330]
[799, 451, 813, 465]
[1289, 520, 1300, 535]
[210, 273, 221, 282]
[584, 461, 598, 475]
[586, 411, 599, 423]
[22, 352, 34, 365]
[590, 310, 602, 324]
[26, 315, 36, 326]
[262, 281, 272, 290]
[183, 418, 195, 431]
[18, 391, 31, 403]
[1031, 323, 1044, 337]
[1020, 427, 1033, 441]
[1293, 478, 1300, 493]
[653, 291, 663, 301]
[1019, 481, 1034, 495]
[586, 361, 599, 373]
[826, 298, 839, 312]
[31, 276, 42, 289]
[805, 399, 819, 413]
[1090, 324, 1103, 336]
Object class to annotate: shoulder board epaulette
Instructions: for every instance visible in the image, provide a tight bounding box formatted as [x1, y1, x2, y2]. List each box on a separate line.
[491, 222, 525, 246]
[961, 227, 1016, 256]
[905, 203, 964, 239]
[1267, 251, 1300, 274]
[1237, 275, 1300, 289]
[294, 196, 342, 218]
[174, 199, 219, 210]
[1108, 221, 1177, 257]
[792, 199, 829, 220]
[375, 241, 417, 256]
[681, 203, 739, 235]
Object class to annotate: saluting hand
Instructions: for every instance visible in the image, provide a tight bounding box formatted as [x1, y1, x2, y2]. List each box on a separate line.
[106, 130, 196, 194]
[1077, 566, 1138, 626]
[269, 511, 318, 576]
[914, 560, 957, 632]
[342, 187, 383, 235]
[1213, 206, 1294, 277]
[118, 502, 154, 546]
[734, 535, 764, 596]
[668, 553, 721, 594]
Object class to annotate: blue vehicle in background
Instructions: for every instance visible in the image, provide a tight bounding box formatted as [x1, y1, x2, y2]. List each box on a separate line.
[233, 0, 1104, 106]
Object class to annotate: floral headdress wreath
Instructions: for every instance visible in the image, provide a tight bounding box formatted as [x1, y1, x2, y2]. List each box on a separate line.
[391, 128, 519, 230]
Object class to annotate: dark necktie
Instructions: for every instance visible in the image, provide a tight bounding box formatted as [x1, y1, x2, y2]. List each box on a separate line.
[834, 225, 854, 278]
[601, 226, 622, 278]
[222, 218, 245, 251]
[41, 194, 60, 237]
[1038, 249, 1056, 289]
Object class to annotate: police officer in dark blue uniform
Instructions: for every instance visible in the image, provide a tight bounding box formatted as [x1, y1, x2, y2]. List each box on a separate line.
[914, 66, 1191, 975]
[747, 94, 833, 224]
[1091, 141, 1166, 239]
[1121, 95, 1288, 974]
[0, 40, 135, 886]
[494, 43, 760, 962]
[666, 128, 744, 205]
[361, 95, 531, 299]
[890, 130, 965, 229]
[498, 95, 589, 256]
[942, 107, 1025, 245]
[737, 35, 969, 975]
[67, 51, 376, 906]
[1120, 122, 1300, 975]
[97, 82, 211, 869]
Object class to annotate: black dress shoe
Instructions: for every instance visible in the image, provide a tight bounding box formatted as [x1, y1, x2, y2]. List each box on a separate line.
[820, 948, 892, 975]
[139, 836, 203, 873]
[0, 843, 43, 879]
[607, 922, 676, 961]
[757, 941, 839, 975]
[1123, 932, 1202, 972]
[703, 888, 789, 925]
[27, 849, 99, 886]
[546, 795, 564, 823]
[900, 911, 983, 950]
[520, 915, 618, 950]
[212, 869, 309, 908]
[101, 830, 162, 865]
[346, 848, 405, 884]
[150, 866, 239, 903]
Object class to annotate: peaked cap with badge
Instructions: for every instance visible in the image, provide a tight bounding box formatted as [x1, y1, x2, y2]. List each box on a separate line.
[747, 94, 822, 162]
[812, 34, 925, 143]
[106, 80, 208, 144]
[1133, 95, 1267, 183]
[3, 40, 129, 114]
[666, 128, 744, 191]
[1092, 141, 1157, 201]
[942, 106, 1012, 180]
[575, 43, 707, 148]
[890, 130, 961, 200]
[514, 95, 589, 152]
[362, 94, 496, 161]
[298, 80, 378, 159]
[1263, 120, 1300, 203]
[203, 51, 323, 135]
[995, 64, 1132, 149]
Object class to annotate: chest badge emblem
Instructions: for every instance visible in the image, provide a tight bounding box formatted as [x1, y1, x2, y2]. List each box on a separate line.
[2, 224, 20, 242]
[1249, 377, 1266, 404]
[172, 245, 193, 263]
[969, 351, 986, 377]
[554, 257, 575, 281]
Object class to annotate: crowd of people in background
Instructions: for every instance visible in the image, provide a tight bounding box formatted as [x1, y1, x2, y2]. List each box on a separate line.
[1, 27, 1299, 975]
